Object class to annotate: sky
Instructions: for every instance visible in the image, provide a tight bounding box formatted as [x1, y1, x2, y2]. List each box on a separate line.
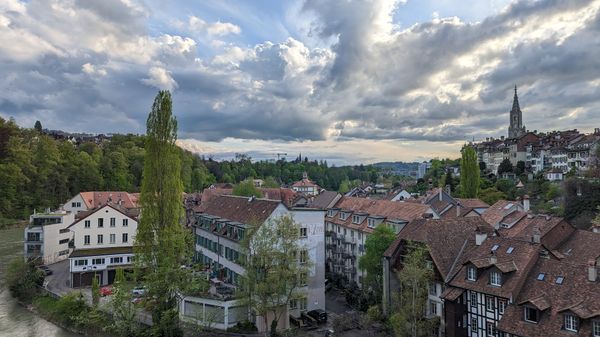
[1, 0, 600, 165]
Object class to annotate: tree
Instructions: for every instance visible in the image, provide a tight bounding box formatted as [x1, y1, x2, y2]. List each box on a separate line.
[460, 145, 480, 198]
[261, 176, 279, 188]
[338, 179, 351, 194]
[515, 160, 526, 175]
[358, 224, 396, 301]
[91, 276, 100, 307]
[478, 187, 506, 206]
[479, 161, 487, 172]
[232, 180, 263, 197]
[240, 215, 311, 336]
[497, 159, 513, 176]
[34, 120, 42, 133]
[5, 258, 44, 302]
[134, 90, 191, 337]
[109, 268, 138, 336]
[389, 242, 436, 337]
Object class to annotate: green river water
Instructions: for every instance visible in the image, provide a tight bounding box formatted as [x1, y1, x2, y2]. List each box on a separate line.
[0, 226, 78, 337]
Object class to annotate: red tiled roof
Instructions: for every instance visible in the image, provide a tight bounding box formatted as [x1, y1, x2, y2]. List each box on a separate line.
[68, 203, 139, 228]
[292, 178, 319, 188]
[198, 195, 282, 225]
[79, 191, 139, 209]
[481, 200, 522, 227]
[456, 198, 489, 209]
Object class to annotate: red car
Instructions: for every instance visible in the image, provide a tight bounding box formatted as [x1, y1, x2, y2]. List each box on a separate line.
[100, 285, 113, 297]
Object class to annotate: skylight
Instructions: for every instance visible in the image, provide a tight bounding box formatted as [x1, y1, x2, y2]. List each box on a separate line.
[503, 203, 513, 209]
[537, 273, 545, 281]
[507, 247, 514, 254]
[491, 244, 500, 251]
[555, 276, 564, 284]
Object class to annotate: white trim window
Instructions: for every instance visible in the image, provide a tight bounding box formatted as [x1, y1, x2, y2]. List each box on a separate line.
[109, 234, 116, 244]
[486, 321, 495, 337]
[564, 314, 578, 332]
[490, 271, 502, 286]
[122, 218, 128, 227]
[498, 299, 507, 315]
[110, 217, 116, 227]
[593, 320, 600, 337]
[84, 235, 90, 245]
[467, 266, 477, 281]
[471, 317, 477, 332]
[485, 296, 495, 311]
[470, 292, 477, 307]
[84, 220, 91, 228]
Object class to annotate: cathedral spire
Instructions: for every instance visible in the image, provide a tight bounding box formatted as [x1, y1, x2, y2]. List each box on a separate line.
[511, 85, 520, 113]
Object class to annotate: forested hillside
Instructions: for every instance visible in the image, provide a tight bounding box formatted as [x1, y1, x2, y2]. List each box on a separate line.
[0, 117, 380, 220]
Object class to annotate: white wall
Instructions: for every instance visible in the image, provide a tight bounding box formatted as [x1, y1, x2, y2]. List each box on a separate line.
[25, 212, 74, 265]
[63, 194, 89, 213]
[70, 205, 137, 250]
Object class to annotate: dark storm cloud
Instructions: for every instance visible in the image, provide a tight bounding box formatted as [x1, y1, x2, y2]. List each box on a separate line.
[0, 0, 599, 145]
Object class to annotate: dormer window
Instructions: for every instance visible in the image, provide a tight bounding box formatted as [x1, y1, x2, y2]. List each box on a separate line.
[467, 266, 477, 281]
[490, 271, 502, 286]
[340, 212, 349, 221]
[524, 307, 539, 323]
[564, 314, 578, 332]
[593, 321, 600, 337]
[352, 215, 360, 224]
[367, 218, 375, 228]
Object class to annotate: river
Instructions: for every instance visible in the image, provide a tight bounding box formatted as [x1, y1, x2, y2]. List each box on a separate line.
[0, 226, 79, 337]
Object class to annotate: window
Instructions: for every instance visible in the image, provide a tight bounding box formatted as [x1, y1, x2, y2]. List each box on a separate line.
[59, 238, 69, 245]
[593, 321, 600, 337]
[98, 218, 104, 228]
[58, 249, 69, 256]
[71, 202, 81, 208]
[555, 276, 564, 284]
[429, 300, 438, 316]
[123, 218, 128, 227]
[486, 296, 495, 311]
[84, 220, 90, 228]
[524, 307, 539, 323]
[486, 321, 495, 337]
[289, 299, 298, 310]
[110, 234, 116, 244]
[367, 218, 376, 228]
[110, 217, 116, 227]
[127, 256, 134, 263]
[299, 297, 307, 311]
[429, 283, 437, 296]
[92, 258, 105, 265]
[352, 215, 360, 224]
[97, 234, 103, 244]
[299, 272, 307, 286]
[470, 292, 477, 307]
[506, 246, 514, 254]
[84, 235, 90, 245]
[490, 271, 502, 286]
[110, 257, 123, 264]
[498, 299, 507, 315]
[564, 314, 578, 332]
[491, 244, 500, 251]
[75, 259, 88, 266]
[471, 318, 477, 332]
[122, 233, 128, 243]
[299, 250, 308, 264]
[300, 227, 307, 237]
[467, 266, 477, 281]
[536, 273, 545, 281]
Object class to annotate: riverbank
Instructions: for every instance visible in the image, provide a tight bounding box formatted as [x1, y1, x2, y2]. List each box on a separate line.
[0, 219, 26, 230]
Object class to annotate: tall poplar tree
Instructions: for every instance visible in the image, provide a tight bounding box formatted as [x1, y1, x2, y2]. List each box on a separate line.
[134, 90, 191, 337]
[460, 145, 480, 198]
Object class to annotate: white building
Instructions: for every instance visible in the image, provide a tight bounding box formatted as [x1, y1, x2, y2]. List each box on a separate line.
[291, 172, 320, 196]
[67, 204, 139, 287]
[182, 195, 325, 332]
[24, 210, 75, 265]
[63, 191, 139, 214]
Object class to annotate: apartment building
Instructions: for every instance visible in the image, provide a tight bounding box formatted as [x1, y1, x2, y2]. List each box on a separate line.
[325, 197, 436, 287]
[67, 204, 139, 287]
[24, 210, 75, 265]
[183, 195, 325, 332]
[63, 191, 139, 214]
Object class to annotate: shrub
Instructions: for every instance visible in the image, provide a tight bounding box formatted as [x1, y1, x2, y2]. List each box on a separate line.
[367, 305, 382, 322]
[5, 258, 44, 302]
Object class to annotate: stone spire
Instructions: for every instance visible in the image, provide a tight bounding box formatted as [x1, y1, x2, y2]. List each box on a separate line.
[511, 85, 520, 113]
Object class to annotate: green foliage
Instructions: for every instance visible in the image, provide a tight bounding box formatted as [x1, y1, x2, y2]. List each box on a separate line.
[497, 159, 514, 175]
[134, 90, 190, 337]
[91, 276, 100, 307]
[34, 120, 42, 133]
[367, 305, 382, 322]
[358, 224, 396, 300]
[4, 258, 44, 302]
[338, 179, 351, 193]
[478, 188, 506, 206]
[240, 215, 311, 334]
[479, 161, 487, 172]
[261, 176, 279, 188]
[232, 180, 263, 197]
[495, 179, 516, 199]
[563, 178, 600, 228]
[109, 268, 139, 337]
[460, 146, 479, 198]
[389, 242, 436, 337]
[515, 161, 526, 175]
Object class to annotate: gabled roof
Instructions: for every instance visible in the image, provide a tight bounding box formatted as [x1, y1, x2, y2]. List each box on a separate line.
[198, 195, 282, 225]
[309, 191, 341, 209]
[68, 203, 139, 228]
[291, 178, 318, 188]
[481, 200, 523, 227]
[79, 191, 139, 209]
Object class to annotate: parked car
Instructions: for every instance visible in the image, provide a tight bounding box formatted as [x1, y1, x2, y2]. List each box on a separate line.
[132, 286, 147, 297]
[307, 309, 327, 323]
[324, 329, 335, 337]
[325, 278, 332, 292]
[100, 285, 113, 297]
[37, 266, 53, 276]
[290, 315, 309, 328]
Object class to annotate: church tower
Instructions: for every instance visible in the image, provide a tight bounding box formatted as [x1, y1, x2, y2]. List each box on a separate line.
[508, 85, 525, 138]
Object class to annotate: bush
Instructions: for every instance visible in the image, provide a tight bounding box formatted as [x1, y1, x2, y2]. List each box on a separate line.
[5, 258, 44, 302]
[228, 320, 258, 333]
[367, 305, 382, 322]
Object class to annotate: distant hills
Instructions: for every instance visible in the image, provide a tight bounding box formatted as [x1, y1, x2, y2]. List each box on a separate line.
[372, 161, 420, 177]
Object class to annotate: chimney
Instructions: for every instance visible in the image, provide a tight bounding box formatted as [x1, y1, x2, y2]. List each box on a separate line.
[522, 195, 530, 212]
[439, 189, 443, 201]
[422, 213, 434, 219]
[532, 227, 541, 244]
[445, 184, 451, 196]
[490, 251, 497, 265]
[475, 231, 488, 246]
[456, 202, 461, 217]
[588, 260, 597, 282]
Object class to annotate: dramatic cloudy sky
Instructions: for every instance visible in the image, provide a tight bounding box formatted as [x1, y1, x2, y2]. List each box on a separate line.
[2, 0, 600, 164]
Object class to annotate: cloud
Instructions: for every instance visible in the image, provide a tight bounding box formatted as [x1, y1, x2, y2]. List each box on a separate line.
[1, 0, 600, 163]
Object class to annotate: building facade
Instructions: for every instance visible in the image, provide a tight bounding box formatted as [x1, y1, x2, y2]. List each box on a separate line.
[24, 210, 75, 265]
